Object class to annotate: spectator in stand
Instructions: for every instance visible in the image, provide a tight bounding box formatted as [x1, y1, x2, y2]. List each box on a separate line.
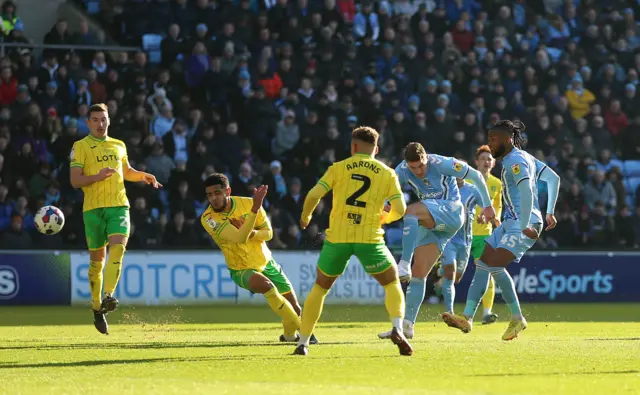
[0, 0, 635, 250]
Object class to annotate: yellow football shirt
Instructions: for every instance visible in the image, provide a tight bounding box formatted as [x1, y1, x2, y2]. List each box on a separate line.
[201, 196, 273, 271]
[316, 153, 403, 244]
[467, 173, 502, 236]
[69, 135, 130, 212]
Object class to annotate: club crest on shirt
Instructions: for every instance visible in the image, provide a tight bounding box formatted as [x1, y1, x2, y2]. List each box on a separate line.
[423, 178, 430, 186]
[452, 161, 463, 172]
[491, 186, 497, 192]
[511, 163, 521, 175]
[205, 216, 220, 230]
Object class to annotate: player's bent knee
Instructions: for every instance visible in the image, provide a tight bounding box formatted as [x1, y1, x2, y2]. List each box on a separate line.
[108, 234, 129, 247]
[405, 202, 426, 216]
[248, 273, 275, 294]
[315, 269, 337, 290]
[372, 264, 397, 287]
[89, 248, 107, 262]
[443, 264, 455, 280]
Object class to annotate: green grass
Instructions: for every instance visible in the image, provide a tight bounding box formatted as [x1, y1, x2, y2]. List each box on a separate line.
[1, 304, 639, 395]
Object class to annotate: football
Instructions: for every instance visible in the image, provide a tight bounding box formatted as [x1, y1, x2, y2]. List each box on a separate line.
[34, 205, 65, 235]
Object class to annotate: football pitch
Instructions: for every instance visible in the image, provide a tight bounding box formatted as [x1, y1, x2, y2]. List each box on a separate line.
[1, 304, 639, 395]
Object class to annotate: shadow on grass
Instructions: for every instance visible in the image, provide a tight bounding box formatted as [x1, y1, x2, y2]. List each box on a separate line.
[0, 340, 362, 351]
[470, 370, 639, 377]
[0, 353, 394, 369]
[2, 304, 640, 326]
[585, 337, 640, 341]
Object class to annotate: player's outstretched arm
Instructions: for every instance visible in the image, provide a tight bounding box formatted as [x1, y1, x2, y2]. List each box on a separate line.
[300, 166, 334, 229]
[538, 167, 560, 230]
[464, 168, 492, 208]
[300, 184, 328, 229]
[381, 174, 406, 225]
[122, 157, 162, 188]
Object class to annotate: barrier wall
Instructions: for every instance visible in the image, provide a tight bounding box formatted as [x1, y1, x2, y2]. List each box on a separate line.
[0, 251, 638, 306]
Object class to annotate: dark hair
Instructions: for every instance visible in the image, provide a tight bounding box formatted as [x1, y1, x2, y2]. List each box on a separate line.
[351, 126, 379, 145]
[491, 119, 526, 149]
[88, 103, 108, 117]
[404, 142, 427, 162]
[204, 173, 229, 189]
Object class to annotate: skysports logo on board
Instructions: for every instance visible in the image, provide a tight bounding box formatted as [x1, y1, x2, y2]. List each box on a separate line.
[496, 268, 613, 301]
[0, 265, 19, 299]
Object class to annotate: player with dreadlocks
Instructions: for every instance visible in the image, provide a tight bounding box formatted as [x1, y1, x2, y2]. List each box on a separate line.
[442, 120, 561, 341]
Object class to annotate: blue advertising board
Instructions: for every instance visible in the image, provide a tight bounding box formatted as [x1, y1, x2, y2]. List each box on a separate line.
[0, 252, 71, 305]
[453, 252, 639, 303]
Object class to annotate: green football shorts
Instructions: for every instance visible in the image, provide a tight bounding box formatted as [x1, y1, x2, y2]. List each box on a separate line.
[471, 235, 488, 260]
[317, 241, 395, 277]
[229, 259, 293, 294]
[83, 206, 130, 250]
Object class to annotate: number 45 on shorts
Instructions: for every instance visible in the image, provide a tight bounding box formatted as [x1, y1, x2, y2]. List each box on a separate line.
[500, 234, 522, 248]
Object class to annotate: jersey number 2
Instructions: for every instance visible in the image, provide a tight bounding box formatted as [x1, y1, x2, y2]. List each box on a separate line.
[346, 174, 371, 208]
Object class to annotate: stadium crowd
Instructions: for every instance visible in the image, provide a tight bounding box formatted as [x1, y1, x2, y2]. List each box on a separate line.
[0, 0, 639, 250]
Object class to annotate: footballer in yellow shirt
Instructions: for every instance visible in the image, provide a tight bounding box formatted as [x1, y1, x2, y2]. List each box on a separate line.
[466, 145, 503, 325]
[292, 126, 412, 357]
[70, 103, 161, 335]
[201, 174, 316, 343]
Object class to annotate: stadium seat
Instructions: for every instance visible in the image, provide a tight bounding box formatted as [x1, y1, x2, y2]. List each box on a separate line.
[609, 159, 624, 172]
[385, 228, 403, 247]
[626, 177, 640, 199]
[623, 160, 640, 177]
[84, 0, 100, 15]
[626, 194, 635, 208]
[142, 34, 164, 64]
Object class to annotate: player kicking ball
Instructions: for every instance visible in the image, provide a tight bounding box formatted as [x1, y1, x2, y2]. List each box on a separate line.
[70, 103, 162, 335]
[466, 145, 503, 325]
[201, 174, 317, 344]
[442, 120, 560, 340]
[379, 143, 494, 339]
[293, 126, 410, 356]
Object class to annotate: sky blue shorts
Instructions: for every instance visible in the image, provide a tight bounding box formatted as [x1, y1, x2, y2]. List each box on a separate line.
[442, 240, 472, 275]
[415, 199, 464, 253]
[485, 219, 541, 263]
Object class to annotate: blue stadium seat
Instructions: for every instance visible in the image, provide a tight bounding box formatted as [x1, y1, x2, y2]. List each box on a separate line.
[84, 0, 100, 15]
[626, 194, 635, 208]
[609, 159, 624, 172]
[623, 160, 640, 177]
[385, 228, 403, 247]
[142, 34, 164, 64]
[627, 177, 640, 199]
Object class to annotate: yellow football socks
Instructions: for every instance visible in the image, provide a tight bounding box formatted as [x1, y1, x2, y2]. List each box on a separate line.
[264, 288, 301, 337]
[482, 276, 496, 314]
[384, 279, 405, 321]
[88, 260, 105, 311]
[103, 244, 125, 295]
[300, 284, 329, 337]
